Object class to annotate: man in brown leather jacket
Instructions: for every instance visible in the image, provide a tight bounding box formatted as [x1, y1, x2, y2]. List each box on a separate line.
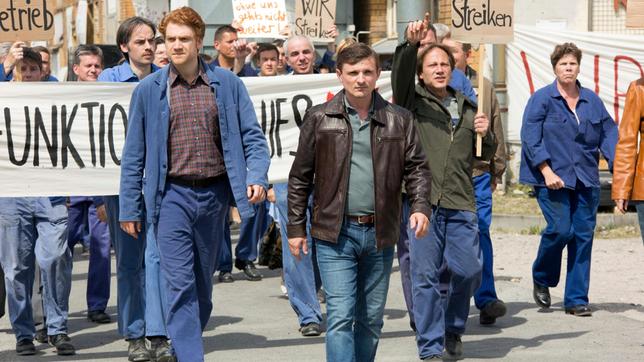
[287, 43, 431, 362]
[613, 78, 644, 240]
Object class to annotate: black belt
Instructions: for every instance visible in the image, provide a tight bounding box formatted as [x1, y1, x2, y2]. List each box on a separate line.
[167, 175, 225, 188]
[345, 214, 375, 225]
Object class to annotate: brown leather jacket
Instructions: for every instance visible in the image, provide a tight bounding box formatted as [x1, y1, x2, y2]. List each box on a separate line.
[612, 79, 644, 201]
[287, 91, 432, 249]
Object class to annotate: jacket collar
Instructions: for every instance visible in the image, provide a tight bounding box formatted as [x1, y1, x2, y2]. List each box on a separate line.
[324, 90, 388, 125]
[548, 79, 590, 103]
[156, 58, 222, 89]
[117, 60, 160, 82]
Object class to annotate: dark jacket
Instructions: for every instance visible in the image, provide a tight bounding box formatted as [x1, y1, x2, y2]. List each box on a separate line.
[392, 42, 496, 212]
[287, 91, 432, 249]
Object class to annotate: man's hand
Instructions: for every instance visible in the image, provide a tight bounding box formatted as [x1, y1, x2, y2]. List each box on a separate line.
[247, 185, 266, 204]
[615, 199, 629, 214]
[96, 205, 108, 223]
[233, 39, 251, 60]
[473, 112, 490, 137]
[409, 212, 429, 238]
[3, 41, 25, 74]
[120, 221, 142, 239]
[267, 188, 276, 203]
[406, 12, 430, 47]
[288, 237, 308, 260]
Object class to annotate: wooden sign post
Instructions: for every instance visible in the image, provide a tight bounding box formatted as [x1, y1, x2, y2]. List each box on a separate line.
[0, 0, 55, 42]
[294, 0, 337, 42]
[626, 0, 644, 29]
[451, 0, 514, 156]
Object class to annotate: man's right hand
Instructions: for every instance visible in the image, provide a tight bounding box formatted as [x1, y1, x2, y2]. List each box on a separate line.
[406, 12, 430, 46]
[120, 221, 142, 239]
[3, 41, 25, 74]
[288, 237, 308, 261]
[615, 199, 629, 214]
[96, 205, 108, 223]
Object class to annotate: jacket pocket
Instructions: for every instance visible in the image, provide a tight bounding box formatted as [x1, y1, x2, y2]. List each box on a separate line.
[584, 117, 602, 145]
[224, 103, 240, 135]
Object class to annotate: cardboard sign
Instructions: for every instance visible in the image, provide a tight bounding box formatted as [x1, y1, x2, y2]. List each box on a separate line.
[451, 0, 514, 44]
[0, 0, 55, 42]
[626, 0, 644, 29]
[294, 0, 336, 42]
[233, 0, 289, 38]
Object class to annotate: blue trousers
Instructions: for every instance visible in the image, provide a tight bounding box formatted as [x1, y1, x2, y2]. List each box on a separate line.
[472, 173, 498, 309]
[273, 183, 322, 327]
[396, 195, 414, 328]
[411, 207, 482, 358]
[105, 195, 167, 339]
[0, 197, 72, 341]
[533, 183, 600, 308]
[218, 202, 270, 272]
[67, 196, 111, 312]
[316, 221, 394, 362]
[155, 180, 230, 362]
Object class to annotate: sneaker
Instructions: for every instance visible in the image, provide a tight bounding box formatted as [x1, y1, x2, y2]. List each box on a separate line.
[480, 299, 507, 325]
[88, 310, 112, 324]
[149, 336, 176, 362]
[128, 337, 151, 362]
[299, 322, 321, 337]
[444, 331, 462, 359]
[34, 327, 48, 343]
[16, 339, 36, 356]
[49, 334, 75, 356]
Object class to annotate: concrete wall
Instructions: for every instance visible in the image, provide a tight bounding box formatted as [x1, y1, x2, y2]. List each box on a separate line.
[513, 0, 591, 32]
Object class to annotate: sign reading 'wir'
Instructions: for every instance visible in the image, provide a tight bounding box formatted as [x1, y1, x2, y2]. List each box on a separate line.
[0, 0, 54, 42]
[451, 0, 514, 44]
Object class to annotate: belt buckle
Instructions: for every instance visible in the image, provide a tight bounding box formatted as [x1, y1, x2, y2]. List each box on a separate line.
[357, 215, 371, 224]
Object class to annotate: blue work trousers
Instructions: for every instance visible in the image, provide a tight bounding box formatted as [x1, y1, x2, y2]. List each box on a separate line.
[316, 221, 394, 362]
[411, 207, 482, 359]
[155, 180, 230, 362]
[218, 201, 270, 272]
[533, 183, 600, 308]
[0, 197, 72, 341]
[472, 173, 499, 310]
[273, 183, 322, 327]
[67, 196, 111, 312]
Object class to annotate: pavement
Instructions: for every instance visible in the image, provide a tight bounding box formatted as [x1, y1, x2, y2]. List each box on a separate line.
[1, 232, 643, 361]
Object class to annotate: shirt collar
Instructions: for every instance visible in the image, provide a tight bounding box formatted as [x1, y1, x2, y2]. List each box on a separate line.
[169, 60, 209, 86]
[343, 92, 376, 119]
[117, 60, 160, 82]
[549, 79, 590, 102]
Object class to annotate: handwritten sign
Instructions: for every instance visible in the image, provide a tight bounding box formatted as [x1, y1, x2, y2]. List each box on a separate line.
[626, 0, 644, 29]
[232, 0, 288, 38]
[294, 0, 336, 42]
[451, 0, 514, 44]
[0, 0, 55, 42]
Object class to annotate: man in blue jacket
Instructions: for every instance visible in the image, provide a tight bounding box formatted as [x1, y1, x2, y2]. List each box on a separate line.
[119, 7, 269, 361]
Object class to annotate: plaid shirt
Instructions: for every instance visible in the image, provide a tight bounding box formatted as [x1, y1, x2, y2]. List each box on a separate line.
[167, 63, 226, 179]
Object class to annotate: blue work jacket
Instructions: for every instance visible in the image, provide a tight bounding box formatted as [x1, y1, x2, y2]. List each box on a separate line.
[520, 80, 617, 189]
[119, 62, 270, 224]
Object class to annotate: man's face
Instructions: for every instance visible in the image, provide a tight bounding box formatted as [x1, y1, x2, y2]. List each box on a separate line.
[442, 39, 467, 72]
[39, 51, 51, 79]
[18, 59, 42, 82]
[337, 57, 380, 101]
[154, 43, 169, 67]
[214, 31, 237, 60]
[73, 54, 102, 81]
[275, 45, 286, 73]
[121, 24, 155, 65]
[165, 22, 203, 67]
[258, 49, 278, 76]
[419, 48, 452, 92]
[286, 38, 315, 74]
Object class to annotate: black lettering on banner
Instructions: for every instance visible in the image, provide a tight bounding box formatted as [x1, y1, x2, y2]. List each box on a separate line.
[33, 106, 57, 167]
[108, 103, 127, 166]
[268, 100, 276, 158]
[61, 104, 85, 169]
[274, 98, 288, 157]
[260, 100, 268, 134]
[4, 107, 30, 166]
[81, 102, 99, 166]
[99, 103, 105, 167]
[291, 94, 312, 128]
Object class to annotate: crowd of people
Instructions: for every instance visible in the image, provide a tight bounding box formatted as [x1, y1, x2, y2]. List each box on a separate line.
[0, 5, 642, 362]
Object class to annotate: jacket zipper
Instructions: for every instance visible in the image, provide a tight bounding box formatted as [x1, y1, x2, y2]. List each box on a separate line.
[371, 123, 378, 250]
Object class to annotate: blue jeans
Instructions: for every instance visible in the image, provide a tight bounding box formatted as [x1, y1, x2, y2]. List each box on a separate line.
[218, 202, 270, 272]
[155, 180, 231, 362]
[472, 173, 499, 309]
[411, 207, 482, 358]
[316, 221, 394, 362]
[67, 197, 111, 312]
[397, 194, 415, 328]
[0, 197, 72, 341]
[273, 183, 322, 327]
[533, 183, 600, 308]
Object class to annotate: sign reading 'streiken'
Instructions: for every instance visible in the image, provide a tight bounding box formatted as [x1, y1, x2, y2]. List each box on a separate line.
[451, 0, 514, 44]
[0, 0, 54, 42]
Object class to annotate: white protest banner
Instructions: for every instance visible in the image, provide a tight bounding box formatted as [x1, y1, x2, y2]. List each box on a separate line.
[451, 0, 514, 44]
[0, 73, 392, 196]
[0, 0, 55, 42]
[232, 0, 289, 38]
[505, 25, 644, 143]
[294, 0, 336, 42]
[626, 0, 644, 28]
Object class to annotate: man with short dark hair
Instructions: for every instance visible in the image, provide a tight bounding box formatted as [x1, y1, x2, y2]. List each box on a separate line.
[288, 42, 431, 362]
[212, 24, 257, 76]
[255, 43, 279, 76]
[31, 46, 58, 81]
